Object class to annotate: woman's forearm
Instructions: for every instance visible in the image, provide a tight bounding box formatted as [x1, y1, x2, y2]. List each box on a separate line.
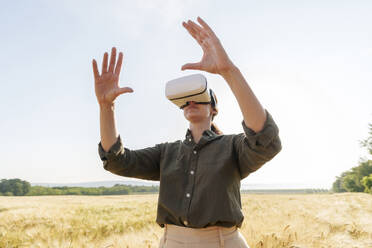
[99, 103, 119, 152]
[221, 65, 267, 133]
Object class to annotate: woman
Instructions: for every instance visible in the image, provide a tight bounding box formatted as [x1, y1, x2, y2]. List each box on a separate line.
[93, 17, 281, 248]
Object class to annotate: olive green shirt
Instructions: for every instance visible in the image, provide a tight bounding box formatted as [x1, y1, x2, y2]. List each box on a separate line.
[98, 109, 281, 228]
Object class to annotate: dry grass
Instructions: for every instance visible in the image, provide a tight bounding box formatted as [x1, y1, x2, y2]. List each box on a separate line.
[1, 193, 372, 248]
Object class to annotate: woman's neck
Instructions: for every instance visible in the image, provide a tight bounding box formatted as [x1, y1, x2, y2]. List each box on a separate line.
[189, 121, 211, 143]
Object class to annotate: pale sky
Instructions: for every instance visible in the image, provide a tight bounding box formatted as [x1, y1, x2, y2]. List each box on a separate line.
[1, 0, 371, 189]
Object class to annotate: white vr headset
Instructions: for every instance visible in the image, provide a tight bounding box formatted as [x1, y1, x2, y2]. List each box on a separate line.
[165, 74, 217, 109]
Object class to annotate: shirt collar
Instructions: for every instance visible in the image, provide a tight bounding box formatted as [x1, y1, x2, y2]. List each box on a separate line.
[184, 128, 217, 143]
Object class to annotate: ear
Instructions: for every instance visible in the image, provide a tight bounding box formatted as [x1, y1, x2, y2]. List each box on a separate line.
[211, 107, 218, 115]
[209, 106, 216, 115]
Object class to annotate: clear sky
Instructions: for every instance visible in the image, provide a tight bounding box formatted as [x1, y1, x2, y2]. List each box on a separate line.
[1, 0, 371, 188]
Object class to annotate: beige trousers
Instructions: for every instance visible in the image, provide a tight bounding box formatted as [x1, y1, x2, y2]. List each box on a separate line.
[158, 224, 250, 248]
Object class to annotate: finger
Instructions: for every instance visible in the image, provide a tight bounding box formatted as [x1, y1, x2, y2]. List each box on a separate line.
[183, 22, 209, 52]
[92, 59, 100, 79]
[189, 19, 215, 46]
[188, 20, 204, 34]
[183, 22, 203, 46]
[197, 17, 217, 37]
[114, 52, 123, 76]
[181, 62, 202, 71]
[199, 29, 209, 40]
[183, 21, 200, 38]
[187, 20, 203, 40]
[187, 21, 211, 47]
[108, 47, 116, 73]
[116, 87, 134, 96]
[188, 27, 209, 50]
[102, 52, 108, 73]
[197, 16, 212, 31]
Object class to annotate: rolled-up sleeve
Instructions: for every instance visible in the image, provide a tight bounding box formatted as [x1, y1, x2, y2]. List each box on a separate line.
[98, 135, 162, 181]
[233, 110, 282, 179]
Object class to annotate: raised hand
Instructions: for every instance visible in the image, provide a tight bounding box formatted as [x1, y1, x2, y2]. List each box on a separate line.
[92, 47, 133, 106]
[181, 17, 235, 76]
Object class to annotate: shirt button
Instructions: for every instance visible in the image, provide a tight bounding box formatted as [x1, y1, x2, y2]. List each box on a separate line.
[189, 138, 192, 141]
[184, 220, 188, 226]
[193, 150, 197, 154]
[190, 170, 194, 175]
[186, 193, 190, 198]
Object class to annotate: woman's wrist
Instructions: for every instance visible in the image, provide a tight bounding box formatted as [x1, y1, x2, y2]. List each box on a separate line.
[220, 64, 240, 81]
[99, 102, 115, 111]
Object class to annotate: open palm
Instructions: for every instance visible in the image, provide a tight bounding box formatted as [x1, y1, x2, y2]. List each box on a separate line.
[92, 47, 133, 106]
[181, 17, 235, 75]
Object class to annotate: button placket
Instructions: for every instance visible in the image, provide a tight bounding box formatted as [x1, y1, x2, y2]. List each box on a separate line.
[184, 145, 199, 227]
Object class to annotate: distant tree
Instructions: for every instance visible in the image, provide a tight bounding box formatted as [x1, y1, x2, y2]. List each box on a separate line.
[22, 180, 31, 195]
[332, 171, 349, 193]
[104, 185, 130, 195]
[0, 179, 31, 196]
[0, 179, 9, 193]
[341, 161, 372, 192]
[360, 123, 372, 155]
[0, 178, 161, 196]
[351, 160, 372, 179]
[332, 122, 372, 193]
[342, 173, 362, 192]
[362, 174, 372, 193]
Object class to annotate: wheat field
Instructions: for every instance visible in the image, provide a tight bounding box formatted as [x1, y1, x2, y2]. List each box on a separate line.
[1, 193, 372, 248]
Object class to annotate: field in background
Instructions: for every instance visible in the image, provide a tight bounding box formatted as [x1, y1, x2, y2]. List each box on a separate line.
[1, 193, 372, 248]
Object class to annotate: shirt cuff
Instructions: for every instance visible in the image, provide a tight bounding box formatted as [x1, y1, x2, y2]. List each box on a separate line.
[241, 110, 279, 147]
[98, 135, 124, 161]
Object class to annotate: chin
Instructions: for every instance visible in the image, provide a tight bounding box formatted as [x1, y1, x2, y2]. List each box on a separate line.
[185, 113, 206, 123]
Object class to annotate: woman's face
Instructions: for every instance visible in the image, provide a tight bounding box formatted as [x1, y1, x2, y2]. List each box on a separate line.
[183, 101, 215, 123]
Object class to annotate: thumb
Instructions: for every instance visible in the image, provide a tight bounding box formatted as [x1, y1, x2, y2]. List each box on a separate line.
[116, 87, 134, 97]
[181, 62, 202, 71]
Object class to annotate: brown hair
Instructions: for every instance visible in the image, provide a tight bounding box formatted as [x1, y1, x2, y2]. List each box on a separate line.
[211, 107, 223, 135]
[211, 122, 223, 135]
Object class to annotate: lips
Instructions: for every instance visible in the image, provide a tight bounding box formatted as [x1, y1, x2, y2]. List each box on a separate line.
[187, 106, 198, 110]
